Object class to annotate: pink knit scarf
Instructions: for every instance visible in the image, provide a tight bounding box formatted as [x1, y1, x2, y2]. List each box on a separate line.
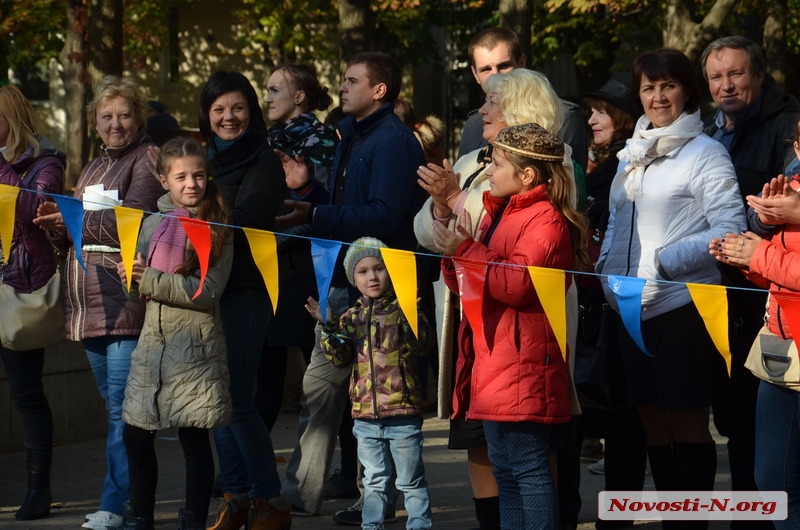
[147, 208, 191, 273]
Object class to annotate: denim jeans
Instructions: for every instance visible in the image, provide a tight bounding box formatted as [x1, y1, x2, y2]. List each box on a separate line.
[84, 335, 137, 515]
[484, 420, 556, 530]
[281, 287, 352, 513]
[213, 290, 281, 499]
[754, 380, 800, 530]
[353, 416, 432, 530]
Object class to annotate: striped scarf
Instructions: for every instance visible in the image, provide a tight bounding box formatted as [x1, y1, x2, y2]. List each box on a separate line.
[147, 208, 191, 273]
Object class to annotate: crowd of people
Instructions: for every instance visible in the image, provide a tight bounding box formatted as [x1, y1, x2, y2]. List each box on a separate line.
[1, 26, 799, 530]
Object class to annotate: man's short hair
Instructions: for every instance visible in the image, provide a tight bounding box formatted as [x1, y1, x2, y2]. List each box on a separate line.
[468, 27, 524, 67]
[346, 52, 402, 103]
[700, 36, 766, 79]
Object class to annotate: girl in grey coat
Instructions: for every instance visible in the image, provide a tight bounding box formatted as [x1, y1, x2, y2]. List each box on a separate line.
[117, 137, 233, 530]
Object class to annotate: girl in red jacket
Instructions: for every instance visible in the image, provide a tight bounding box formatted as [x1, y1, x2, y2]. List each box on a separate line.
[433, 122, 588, 529]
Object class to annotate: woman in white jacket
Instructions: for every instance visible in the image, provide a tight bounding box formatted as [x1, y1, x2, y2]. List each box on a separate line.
[596, 48, 746, 524]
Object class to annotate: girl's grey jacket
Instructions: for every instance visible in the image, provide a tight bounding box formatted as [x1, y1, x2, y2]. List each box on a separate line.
[122, 194, 233, 431]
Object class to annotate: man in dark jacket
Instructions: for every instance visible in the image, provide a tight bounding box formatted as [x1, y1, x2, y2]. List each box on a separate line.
[702, 35, 800, 530]
[276, 51, 427, 524]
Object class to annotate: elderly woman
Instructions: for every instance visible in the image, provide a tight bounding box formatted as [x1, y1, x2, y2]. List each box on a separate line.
[198, 71, 289, 530]
[413, 68, 576, 530]
[0, 85, 66, 521]
[596, 48, 746, 514]
[35, 75, 163, 530]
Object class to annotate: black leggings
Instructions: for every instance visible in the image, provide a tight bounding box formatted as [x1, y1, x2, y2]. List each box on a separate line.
[123, 424, 214, 520]
[0, 347, 53, 452]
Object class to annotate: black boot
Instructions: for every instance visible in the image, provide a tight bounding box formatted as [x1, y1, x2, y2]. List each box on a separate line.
[120, 502, 155, 530]
[177, 507, 205, 529]
[647, 445, 682, 530]
[670, 442, 718, 530]
[15, 448, 52, 520]
[474, 496, 501, 530]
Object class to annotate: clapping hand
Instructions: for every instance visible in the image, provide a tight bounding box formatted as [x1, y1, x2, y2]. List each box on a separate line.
[275, 149, 310, 191]
[33, 201, 66, 232]
[432, 209, 474, 255]
[747, 175, 800, 225]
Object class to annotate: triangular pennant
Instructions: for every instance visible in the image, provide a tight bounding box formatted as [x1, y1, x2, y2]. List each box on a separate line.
[686, 283, 732, 377]
[380, 247, 418, 338]
[243, 228, 279, 315]
[113, 206, 145, 291]
[54, 195, 87, 272]
[178, 217, 211, 300]
[0, 184, 20, 265]
[453, 257, 488, 352]
[311, 239, 342, 323]
[528, 266, 567, 361]
[771, 291, 800, 352]
[607, 275, 651, 356]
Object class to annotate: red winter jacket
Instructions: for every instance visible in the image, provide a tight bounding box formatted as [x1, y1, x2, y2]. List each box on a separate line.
[442, 184, 572, 424]
[745, 224, 800, 338]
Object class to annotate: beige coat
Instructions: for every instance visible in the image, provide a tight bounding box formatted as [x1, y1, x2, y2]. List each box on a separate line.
[122, 197, 233, 430]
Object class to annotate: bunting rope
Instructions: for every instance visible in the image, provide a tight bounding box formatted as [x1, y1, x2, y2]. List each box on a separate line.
[2, 184, 778, 369]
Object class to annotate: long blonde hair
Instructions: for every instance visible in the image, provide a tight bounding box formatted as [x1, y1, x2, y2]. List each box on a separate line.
[502, 148, 590, 271]
[0, 86, 45, 163]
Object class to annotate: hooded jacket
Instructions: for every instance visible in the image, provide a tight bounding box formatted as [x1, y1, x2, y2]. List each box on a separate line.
[59, 130, 164, 341]
[321, 291, 433, 420]
[122, 194, 233, 430]
[0, 146, 65, 293]
[442, 185, 573, 424]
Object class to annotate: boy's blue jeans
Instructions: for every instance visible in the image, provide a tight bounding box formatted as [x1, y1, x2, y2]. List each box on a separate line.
[353, 416, 432, 530]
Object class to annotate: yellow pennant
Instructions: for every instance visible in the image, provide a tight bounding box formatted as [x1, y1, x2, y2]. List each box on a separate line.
[380, 247, 418, 338]
[0, 184, 21, 265]
[243, 228, 279, 314]
[113, 206, 144, 291]
[686, 283, 732, 377]
[527, 266, 567, 361]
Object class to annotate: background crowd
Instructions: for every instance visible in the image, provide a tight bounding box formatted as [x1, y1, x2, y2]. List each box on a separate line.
[1, 25, 799, 530]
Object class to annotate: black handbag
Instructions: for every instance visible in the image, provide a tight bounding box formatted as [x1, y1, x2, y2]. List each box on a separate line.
[574, 278, 612, 409]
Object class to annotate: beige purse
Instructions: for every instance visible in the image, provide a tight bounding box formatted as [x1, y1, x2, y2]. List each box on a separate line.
[745, 326, 800, 390]
[0, 269, 65, 351]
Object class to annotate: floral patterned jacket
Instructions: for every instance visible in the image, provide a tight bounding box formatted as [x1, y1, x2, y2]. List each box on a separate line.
[321, 291, 433, 420]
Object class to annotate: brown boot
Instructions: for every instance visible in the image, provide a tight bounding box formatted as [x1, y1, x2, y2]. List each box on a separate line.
[247, 497, 291, 530]
[207, 493, 249, 530]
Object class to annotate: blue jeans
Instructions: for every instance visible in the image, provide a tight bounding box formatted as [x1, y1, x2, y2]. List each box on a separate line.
[213, 290, 281, 498]
[484, 421, 557, 530]
[754, 381, 800, 530]
[84, 335, 137, 515]
[353, 416, 432, 530]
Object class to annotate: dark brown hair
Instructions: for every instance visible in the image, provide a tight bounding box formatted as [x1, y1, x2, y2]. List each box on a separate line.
[632, 48, 702, 115]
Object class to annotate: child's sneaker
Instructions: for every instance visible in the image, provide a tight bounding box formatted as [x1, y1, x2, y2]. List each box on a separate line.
[82, 510, 124, 530]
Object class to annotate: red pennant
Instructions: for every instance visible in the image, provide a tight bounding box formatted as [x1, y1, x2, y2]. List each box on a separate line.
[771, 291, 800, 349]
[453, 257, 488, 352]
[179, 217, 212, 300]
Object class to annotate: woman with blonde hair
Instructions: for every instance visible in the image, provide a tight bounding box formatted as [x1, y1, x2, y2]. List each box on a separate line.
[35, 75, 163, 530]
[0, 85, 66, 521]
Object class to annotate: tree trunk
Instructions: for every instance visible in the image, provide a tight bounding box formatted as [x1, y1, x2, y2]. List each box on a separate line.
[338, 0, 373, 61]
[59, 0, 88, 190]
[87, 0, 123, 87]
[763, 0, 787, 90]
[499, 0, 532, 64]
[662, 0, 739, 62]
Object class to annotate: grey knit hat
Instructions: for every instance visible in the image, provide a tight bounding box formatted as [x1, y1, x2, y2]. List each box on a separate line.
[343, 237, 387, 285]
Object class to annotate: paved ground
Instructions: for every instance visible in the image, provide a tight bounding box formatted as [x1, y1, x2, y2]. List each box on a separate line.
[0, 406, 750, 530]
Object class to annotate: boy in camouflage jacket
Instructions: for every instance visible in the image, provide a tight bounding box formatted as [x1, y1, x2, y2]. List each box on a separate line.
[304, 237, 434, 530]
